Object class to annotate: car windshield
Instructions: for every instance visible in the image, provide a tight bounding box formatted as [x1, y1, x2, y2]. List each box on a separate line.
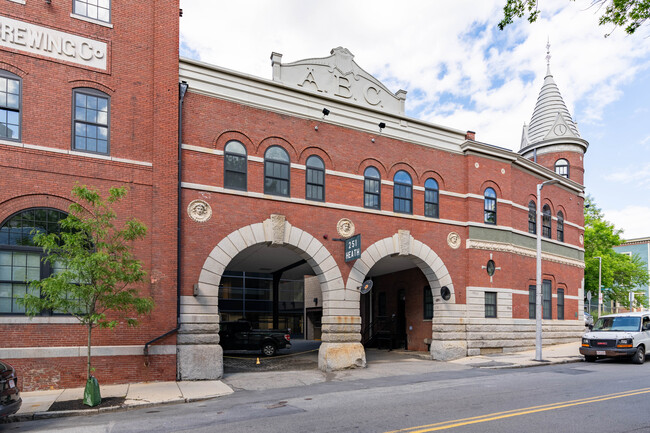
[592, 316, 641, 332]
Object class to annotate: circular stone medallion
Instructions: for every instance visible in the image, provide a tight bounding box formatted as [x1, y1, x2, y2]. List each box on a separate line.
[447, 232, 461, 249]
[188, 199, 212, 223]
[336, 218, 355, 238]
[579, 234, 584, 245]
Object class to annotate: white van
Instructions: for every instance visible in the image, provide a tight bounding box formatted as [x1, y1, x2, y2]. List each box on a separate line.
[580, 312, 650, 364]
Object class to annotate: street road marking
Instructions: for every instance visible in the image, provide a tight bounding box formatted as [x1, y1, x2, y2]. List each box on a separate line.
[385, 387, 650, 433]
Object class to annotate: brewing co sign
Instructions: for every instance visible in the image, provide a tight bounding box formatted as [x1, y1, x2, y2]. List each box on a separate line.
[0, 15, 107, 70]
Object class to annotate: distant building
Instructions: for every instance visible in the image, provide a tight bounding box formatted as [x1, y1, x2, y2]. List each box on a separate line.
[614, 237, 650, 306]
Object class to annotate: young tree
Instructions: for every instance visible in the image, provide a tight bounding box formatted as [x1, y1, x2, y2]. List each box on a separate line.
[20, 185, 154, 403]
[584, 196, 649, 309]
[499, 0, 649, 36]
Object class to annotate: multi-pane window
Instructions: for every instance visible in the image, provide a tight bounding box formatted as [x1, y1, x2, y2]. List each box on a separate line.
[264, 146, 290, 196]
[0, 70, 21, 141]
[557, 211, 564, 242]
[542, 204, 552, 238]
[528, 200, 536, 234]
[484, 188, 497, 224]
[364, 166, 381, 209]
[305, 156, 325, 201]
[393, 170, 412, 214]
[424, 178, 439, 218]
[73, 89, 109, 154]
[555, 159, 569, 178]
[485, 291, 497, 318]
[73, 0, 111, 23]
[529, 285, 536, 319]
[224, 140, 247, 191]
[423, 286, 433, 320]
[0, 209, 67, 314]
[557, 288, 564, 320]
[543, 279, 552, 320]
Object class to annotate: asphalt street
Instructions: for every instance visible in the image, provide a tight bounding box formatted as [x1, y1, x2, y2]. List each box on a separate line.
[6, 355, 650, 433]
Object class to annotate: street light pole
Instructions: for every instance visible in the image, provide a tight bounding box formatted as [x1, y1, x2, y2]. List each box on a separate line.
[594, 256, 602, 316]
[536, 179, 560, 362]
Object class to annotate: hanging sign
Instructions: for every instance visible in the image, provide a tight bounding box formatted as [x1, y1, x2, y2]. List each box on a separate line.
[344, 234, 361, 262]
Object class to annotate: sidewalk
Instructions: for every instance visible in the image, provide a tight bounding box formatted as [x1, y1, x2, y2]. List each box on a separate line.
[6, 341, 583, 422]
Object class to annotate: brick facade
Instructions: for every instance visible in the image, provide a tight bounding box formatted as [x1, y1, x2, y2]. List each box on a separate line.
[2, 3, 587, 390]
[1, 1, 180, 390]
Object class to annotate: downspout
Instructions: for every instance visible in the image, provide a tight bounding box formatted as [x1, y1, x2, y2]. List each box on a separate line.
[144, 81, 189, 360]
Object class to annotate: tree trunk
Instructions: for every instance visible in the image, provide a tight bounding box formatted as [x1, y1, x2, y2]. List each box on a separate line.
[87, 323, 92, 380]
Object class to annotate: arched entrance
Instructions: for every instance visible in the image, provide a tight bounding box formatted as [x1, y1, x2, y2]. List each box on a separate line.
[177, 214, 365, 380]
[345, 230, 461, 360]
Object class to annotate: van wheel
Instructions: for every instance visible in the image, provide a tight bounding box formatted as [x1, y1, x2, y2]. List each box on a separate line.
[261, 342, 277, 357]
[585, 355, 597, 362]
[632, 346, 645, 364]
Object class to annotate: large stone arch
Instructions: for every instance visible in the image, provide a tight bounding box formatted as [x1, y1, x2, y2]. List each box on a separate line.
[345, 230, 461, 360]
[177, 214, 365, 381]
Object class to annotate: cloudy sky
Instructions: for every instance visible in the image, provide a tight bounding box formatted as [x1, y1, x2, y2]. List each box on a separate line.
[179, 0, 650, 240]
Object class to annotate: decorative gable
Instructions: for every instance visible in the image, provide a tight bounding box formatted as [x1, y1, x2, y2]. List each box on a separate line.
[271, 47, 407, 115]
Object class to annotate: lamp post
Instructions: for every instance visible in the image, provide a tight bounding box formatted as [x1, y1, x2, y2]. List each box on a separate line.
[536, 179, 560, 362]
[594, 256, 602, 316]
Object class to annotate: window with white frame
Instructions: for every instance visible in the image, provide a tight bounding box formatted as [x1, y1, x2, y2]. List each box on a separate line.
[0, 70, 21, 142]
[74, 0, 111, 23]
[73, 88, 110, 154]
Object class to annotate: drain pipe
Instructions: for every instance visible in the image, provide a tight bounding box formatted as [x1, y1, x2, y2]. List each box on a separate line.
[144, 81, 189, 360]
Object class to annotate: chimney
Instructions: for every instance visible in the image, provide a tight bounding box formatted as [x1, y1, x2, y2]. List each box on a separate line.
[465, 131, 476, 141]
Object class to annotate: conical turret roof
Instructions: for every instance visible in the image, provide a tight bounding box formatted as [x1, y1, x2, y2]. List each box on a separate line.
[520, 43, 581, 151]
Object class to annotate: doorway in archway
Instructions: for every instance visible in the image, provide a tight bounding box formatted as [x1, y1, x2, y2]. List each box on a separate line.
[360, 256, 432, 352]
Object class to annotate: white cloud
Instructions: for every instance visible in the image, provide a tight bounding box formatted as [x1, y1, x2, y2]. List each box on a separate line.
[605, 163, 650, 188]
[603, 206, 650, 240]
[179, 0, 650, 151]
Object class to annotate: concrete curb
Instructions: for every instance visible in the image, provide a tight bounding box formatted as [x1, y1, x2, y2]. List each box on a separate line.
[4, 395, 224, 423]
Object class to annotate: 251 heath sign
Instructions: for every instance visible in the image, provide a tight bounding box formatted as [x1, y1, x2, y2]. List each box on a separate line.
[0, 15, 107, 70]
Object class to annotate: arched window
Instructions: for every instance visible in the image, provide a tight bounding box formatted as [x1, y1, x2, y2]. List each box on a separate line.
[73, 88, 110, 154]
[224, 140, 247, 191]
[542, 204, 552, 238]
[528, 200, 536, 234]
[555, 159, 569, 178]
[305, 155, 325, 201]
[424, 178, 439, 218]
[0, 70, 21, 142]
[557, 211, 564, 242]
[364, 166, 381, 209]
[264, 146, 290, 196]
[0, 208, 67, 313]
[484, 188, 497, 224]
[393, 170, 412, 214]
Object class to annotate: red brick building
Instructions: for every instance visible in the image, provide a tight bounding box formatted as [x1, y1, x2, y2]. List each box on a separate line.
[177, 47, 588, 378]
[2, 2, 587, 389]
[1, 1, 180, 390]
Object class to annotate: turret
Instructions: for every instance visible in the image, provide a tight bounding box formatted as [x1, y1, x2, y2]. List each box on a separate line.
[519, 41, 588, 184]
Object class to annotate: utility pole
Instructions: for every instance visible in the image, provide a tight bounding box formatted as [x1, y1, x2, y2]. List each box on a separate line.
[594, 256, 602, 316]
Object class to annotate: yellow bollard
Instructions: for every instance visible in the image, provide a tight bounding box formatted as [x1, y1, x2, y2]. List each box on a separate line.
[256, 357, 260, 365]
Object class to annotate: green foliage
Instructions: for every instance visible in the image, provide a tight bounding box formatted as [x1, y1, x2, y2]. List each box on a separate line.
[499, 0, 649, 36]
[20, 185, 154, 381]
[584, 196, 649, 309]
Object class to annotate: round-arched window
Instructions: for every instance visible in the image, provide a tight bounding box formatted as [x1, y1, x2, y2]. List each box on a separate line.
[0, 208, 67, 313]
[393, 170, 412, 214]
[484, 188, 497, 224]
[364, 166, 381, 209]
[264, 146, 290, 196]
[305, 155, 325, 201]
